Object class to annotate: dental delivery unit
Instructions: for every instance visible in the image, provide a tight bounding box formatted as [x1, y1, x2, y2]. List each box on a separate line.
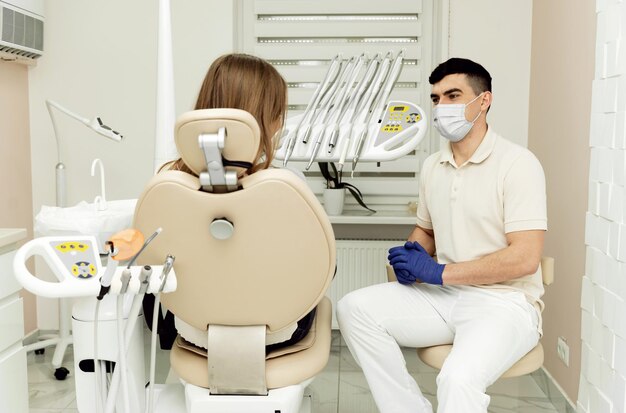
[277, 50, 428, 174]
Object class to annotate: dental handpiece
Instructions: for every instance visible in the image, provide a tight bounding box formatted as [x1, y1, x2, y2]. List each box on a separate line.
[119, 268, 132, 294]
[138, 265, 152, 294]
[337, 56, 381, 171]
[283, 55, 342, 166]
[371, 50, 405, 124]
[326, 55, 365, 152]
[159, 255, 175, 293]
[305, 58, 356, 169]
[283, 56, 342, 165]
[301, 56, 342, 143]
[97, 241, 118, 300]
[351, 52, 393, 171]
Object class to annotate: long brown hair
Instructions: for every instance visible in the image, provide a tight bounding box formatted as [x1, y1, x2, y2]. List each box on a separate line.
[164, 53, 287, 175]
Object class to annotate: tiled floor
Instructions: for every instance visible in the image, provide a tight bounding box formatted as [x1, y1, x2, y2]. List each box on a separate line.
[27, 329, 562, 413]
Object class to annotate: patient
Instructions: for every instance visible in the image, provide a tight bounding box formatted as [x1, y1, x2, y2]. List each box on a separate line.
[161, 53, 286, 176]
[151, 53, 315, 352]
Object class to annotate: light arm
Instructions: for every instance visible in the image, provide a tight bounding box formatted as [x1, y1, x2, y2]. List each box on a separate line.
[45, 99, 123, 207]
[46, 99, 123, 143]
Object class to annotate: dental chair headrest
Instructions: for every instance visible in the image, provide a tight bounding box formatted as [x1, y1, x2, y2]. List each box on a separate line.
[175, 109, 261, 176]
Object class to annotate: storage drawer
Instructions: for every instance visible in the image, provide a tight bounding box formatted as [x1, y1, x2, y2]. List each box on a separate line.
[0, 250, 21, 299]
[0, 298, 24, 352]
[0, 344, 28, 413]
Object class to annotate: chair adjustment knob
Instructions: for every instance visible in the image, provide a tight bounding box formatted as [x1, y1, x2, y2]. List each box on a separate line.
[210, 218, 234, 240]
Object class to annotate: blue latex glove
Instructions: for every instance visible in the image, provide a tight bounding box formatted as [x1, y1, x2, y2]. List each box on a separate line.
[388, 241, 445, 285]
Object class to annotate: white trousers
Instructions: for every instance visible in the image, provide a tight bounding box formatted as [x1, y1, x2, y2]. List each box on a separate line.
[336, 282, 540, 413]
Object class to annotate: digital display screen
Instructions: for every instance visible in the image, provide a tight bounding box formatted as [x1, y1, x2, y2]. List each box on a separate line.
[393, 106, 407, 112]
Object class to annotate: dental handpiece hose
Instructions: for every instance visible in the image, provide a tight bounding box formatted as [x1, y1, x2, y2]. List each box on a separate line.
[103, 265, 153, 413]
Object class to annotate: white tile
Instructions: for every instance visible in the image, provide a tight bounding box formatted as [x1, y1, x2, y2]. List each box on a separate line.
[590, 385, 613, 413]
[582, 310, 593, 345]
[612, 373, 626, 413]
[585, 213, 594, 248]
[582, 341, 590, 372]
[619, 74, 626, 113]
[616, 263, 626, 299]
[587, 343, 603, 388]
[614, 335, 626, 375]
[605, 4, 621, 49]
[615, 111, 626, 150]
[615, 298, 626, 338]
[607, 40, 621, 79]
[586, 213, 608, 251]
[607, 192, 626, 230]
[588, 181, 600, 217]
[582, 277, 594, 313]
[593, 284, 606, 321]
[605, 76, 620, 113]
[619, 224, 626, 262]
[590, 248, 606, 284]
[598, 182, 612, 222]
[577, 376, 590, 412]
[592, 77, 606, 114]
[611, 152, 625, 187]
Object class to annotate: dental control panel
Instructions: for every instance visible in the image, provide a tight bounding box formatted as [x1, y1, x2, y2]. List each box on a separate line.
[13, 236, 177, 298]
[51, 239, 100, 279]
[373, 102, 421, 146]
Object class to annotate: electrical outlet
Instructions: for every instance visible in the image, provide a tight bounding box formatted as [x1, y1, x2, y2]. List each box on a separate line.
[557, 336, 570, 367]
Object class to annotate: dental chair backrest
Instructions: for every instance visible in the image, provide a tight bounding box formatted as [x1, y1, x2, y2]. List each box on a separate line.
[133, 109, 336, 394]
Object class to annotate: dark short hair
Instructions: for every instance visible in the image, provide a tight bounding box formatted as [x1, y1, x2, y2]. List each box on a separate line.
[428, 58, 492, 95]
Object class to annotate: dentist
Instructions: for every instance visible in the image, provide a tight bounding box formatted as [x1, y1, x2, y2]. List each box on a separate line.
[337, 58, 547, 413]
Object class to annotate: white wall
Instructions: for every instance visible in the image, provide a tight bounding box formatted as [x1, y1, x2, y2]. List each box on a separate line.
[29, 0, 235, 210]
[448, 0, 533, 147]
[28, 0, 235, 329]
[578, 1, 626, 412]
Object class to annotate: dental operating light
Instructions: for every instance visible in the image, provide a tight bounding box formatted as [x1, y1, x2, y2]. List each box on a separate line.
[45, 99, 123, 207]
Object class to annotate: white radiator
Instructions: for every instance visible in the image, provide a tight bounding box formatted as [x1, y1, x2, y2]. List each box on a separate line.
[327, 239, 403, 328]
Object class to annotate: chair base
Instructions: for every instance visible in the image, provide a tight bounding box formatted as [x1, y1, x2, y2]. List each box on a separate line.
[151, 380, 313, 413]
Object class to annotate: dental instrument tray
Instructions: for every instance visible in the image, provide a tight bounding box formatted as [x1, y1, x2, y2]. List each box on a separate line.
[275, 51, 428, 171]
[275, 100, 427, 164]
[13, 235, 177, 298]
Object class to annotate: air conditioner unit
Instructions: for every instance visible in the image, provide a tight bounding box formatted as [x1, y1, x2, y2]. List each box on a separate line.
[0, 0, 44, 63]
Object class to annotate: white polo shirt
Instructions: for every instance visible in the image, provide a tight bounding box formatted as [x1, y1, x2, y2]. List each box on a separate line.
[416, 127, 547, 308]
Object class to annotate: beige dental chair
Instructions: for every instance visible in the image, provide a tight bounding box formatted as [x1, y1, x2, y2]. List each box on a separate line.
[387, 256, 554, 379]
[133, 109, 336, 413]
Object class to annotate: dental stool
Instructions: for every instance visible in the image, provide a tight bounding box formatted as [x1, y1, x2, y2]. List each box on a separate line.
[133, 109, 336, 413]
[388, 257, 554, 380]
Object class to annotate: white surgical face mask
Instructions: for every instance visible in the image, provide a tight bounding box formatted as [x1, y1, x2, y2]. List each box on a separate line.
[432, 92, 484, 142]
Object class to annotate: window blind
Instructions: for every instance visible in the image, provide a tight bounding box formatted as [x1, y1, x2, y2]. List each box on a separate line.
[239, 0, 436, 209]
